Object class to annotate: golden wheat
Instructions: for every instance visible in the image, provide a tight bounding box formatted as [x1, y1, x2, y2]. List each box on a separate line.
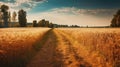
[55, 28, 120, 67]
[0, 28, 50, 66]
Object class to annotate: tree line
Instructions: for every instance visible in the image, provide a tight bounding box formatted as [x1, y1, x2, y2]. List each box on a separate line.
[0, 4, 27, 28]
[0, 4, 120, 28]
[32, 19, 80, 28]
[0, 4, 79, 28]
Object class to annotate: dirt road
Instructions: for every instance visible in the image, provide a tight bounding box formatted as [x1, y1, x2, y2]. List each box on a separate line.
[26, 29, 91, 67]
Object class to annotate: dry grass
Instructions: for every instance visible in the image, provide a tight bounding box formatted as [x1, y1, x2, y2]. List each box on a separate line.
[55, 28, 120, 67]
[0, 28, 50, 67]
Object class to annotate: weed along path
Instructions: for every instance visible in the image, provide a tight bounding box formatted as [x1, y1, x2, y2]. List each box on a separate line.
[26, 29, 91, 67]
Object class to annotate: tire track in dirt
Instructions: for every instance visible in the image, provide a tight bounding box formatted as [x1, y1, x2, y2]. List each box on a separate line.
[26, 29, 92, 67]
[54, 29, 92, 67]
[26, 30, 64, 67]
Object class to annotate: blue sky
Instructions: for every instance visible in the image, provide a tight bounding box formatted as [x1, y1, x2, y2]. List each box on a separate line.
[0, 0, 120, 26]
[29, 0, 120, 13]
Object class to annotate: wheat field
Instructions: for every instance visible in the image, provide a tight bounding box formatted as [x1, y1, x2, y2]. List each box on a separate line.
[55, 28, 120, 67]
[0, 28, 50, 67]
[0, 28, 120, 67]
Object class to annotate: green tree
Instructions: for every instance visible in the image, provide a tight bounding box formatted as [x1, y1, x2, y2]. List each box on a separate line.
[41, 19, 46, 27]
[38, 20, 42, 27]
[18, 9, 27, 27]
[1, 5, 9, 27]
[111, 10, 120, 27]
[45, 21, 49, 27]
[0, 12, 3, 27]
[8, 12, 11, 22]
[38, 19, 46, 27]
[12, 11, 17, 22]
[8, 12, 11, 27]
[33, 20, 37, 27]
[49, 22, 53, 28]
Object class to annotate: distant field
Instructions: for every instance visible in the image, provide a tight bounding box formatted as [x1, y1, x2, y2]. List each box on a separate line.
[0, 28, 120, 67]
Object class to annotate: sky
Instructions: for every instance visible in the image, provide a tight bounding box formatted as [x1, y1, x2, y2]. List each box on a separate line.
[0, 0, 120, 26]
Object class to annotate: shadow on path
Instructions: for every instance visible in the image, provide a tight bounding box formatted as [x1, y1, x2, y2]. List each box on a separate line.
[26, 29, 64, 67]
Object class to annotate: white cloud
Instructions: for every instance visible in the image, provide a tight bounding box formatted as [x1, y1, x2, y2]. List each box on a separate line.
[0, 0, 116, 26]
[51, 7, 117, 17]
[0, 0, 47, 11]
[27, 7, 115, 26]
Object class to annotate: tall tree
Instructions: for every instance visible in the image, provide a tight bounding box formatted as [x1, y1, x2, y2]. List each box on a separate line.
[8, 12, 11, 22]
[111, 10, 120, 27]
[38, 19, 46, 27]
[41, 19, 46, 27]
[1, 5, 9, 27]
[18, 9, 27, 27]
[33, 20, 37, 27]
[49, 22, 53, 28]
[38, 20, 42, 27]
[0, 12, 3, 27]
[45, 21, 49, 27]
[8, 11, 11, 27]
[12, 11, 17, 22]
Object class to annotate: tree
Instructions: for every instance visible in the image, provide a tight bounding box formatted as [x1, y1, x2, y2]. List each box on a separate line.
[41, 19, 46, 27]
[45, 21, 49, 27]
[33, 20, 37, 27]
[111, 10, 120, 27]
[0, 12, 3, 27]
[12, 11, 17, 22]
[38, 20, 42, 27]
[38, 19, 46, 27]
[1, 5, 9, 27]
[49, 22, 53, 28]
[18, 9, 27, 27]
[8, 12, 11, 27]
[8, 12, 11, 22]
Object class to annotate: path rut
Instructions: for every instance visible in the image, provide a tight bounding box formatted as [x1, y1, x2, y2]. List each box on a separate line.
[26, 29, 91, 67]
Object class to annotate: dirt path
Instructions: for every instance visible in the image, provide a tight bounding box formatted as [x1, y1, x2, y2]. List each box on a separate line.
[26, 30, 63, 67]
[54, 29, 91, 67]
[26, 29, 91, 67]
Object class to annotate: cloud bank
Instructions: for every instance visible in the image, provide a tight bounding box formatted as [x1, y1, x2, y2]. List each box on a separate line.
[0, 0, 117, 26]
[0, 0, 47, 11]
[28, 7, 116, 26]
[51, 7, 117, 17]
